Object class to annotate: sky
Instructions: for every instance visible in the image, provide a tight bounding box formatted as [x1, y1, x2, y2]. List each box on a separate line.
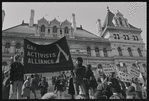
[2, 2, 146, 49]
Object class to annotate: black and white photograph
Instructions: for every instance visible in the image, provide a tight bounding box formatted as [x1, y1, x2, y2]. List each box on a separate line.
[2, 2, 147, 99]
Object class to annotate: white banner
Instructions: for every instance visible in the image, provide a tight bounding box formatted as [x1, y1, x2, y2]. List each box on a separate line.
[127, 66, 140, 78]
[117, 70, 132, 82]
[103, 64, 115, 73]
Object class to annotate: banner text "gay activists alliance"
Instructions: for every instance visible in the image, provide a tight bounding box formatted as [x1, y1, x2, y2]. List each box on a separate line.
[23, 37, 73, 73]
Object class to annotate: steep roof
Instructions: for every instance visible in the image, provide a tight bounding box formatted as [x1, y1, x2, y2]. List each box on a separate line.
[50, 18, 60, 24]
[3, 23, 36, 34]
[61, 19, 71, 26]
[38, 17, 48, 24]
[2, 22, 109, 43]
[74, 26, 109, 42]
[102, 8, 141, 31]
[102, 9, 115, 29]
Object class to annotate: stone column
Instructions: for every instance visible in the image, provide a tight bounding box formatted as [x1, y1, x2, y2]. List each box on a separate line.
[123, 47, 129, 56]
[91, 49, 96, 57]
[44, 26, 48, 37]
[2, 45, 5, 53]
[141, 48, 146, 57]
[133, 48, 139, 57]
[111, 48, 119, 56]
[107, 50, 112, 57]
[9, 41, 16, 54]
[122, 19, 127, 27]
[99, 49, 104, 57]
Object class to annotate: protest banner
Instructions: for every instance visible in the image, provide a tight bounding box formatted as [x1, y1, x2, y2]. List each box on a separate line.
[103, 64, 115, 73]
[126, 66, 140, 78]
[117, 70, 132, 83]
[23, 36, 73, 73]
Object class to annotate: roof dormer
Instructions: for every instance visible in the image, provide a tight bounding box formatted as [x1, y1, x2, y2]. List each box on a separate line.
[38, 17, 48, 26]
[116, 10, 123, 17]
[113, 10, 129, 28]
[50, 18, 60, 25]
[61, 19, 72, 28]
[61, 19, 71, 26]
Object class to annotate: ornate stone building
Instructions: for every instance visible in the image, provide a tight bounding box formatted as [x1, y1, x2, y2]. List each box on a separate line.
[2, 8, 146, 76]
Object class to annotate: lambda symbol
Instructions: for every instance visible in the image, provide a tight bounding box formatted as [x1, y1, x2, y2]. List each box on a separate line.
[55, 44, 69, 63]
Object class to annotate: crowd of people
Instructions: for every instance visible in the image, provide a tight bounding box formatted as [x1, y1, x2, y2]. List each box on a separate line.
[2, 54, 147, 99]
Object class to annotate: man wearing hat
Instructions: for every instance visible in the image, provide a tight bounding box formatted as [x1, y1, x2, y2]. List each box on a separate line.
[72, 57, 87, 97]
[9, 54, 24, 99]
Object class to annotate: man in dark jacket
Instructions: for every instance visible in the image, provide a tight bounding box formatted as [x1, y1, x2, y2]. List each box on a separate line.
[108, 72, 123, 99]
[72, 57, 87, 97]
[30, 74, 38, 99]
[38, 77, 49, 97]
[9, 54, 24, 99]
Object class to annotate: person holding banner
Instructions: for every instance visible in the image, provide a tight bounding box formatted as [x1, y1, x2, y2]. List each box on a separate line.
[72, 57, 87, 97]
[9, 54, 24, 99]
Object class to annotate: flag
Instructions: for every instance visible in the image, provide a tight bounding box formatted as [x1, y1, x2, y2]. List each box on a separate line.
[23, 36, 73, 73]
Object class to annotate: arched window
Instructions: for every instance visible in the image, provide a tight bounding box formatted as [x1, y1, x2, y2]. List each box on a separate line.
[60, 30, 62, 35]
[95, 47, 100, 57]
[53, 26, 57, 33]
[118, 47, 123, 56]
[15, 42, 21, 54]
[128, 47, 133, 57]
[135, 36, 139, 41]
[132, 35, 136, 41]
[119, 17, 123, 26]
[113, 34, 117, 39]
[64, 27, 69, 35]
[48, 29, 50, 34]
[41, 25, 45, 33]
[103, 48, 108, 57]
[123, 35, 126, 40]
[87, 47, 91, 56]
[125, 20, 128, 27]
[115, 19, 119, 26]
[126, 35, 129, 40]
[117, 34, 120, 39]
[137, 48, 142, 57]
[5, 42, 10, 53]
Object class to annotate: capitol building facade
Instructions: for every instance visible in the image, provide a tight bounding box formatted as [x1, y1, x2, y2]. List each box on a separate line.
[2, 8, 146, 76]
